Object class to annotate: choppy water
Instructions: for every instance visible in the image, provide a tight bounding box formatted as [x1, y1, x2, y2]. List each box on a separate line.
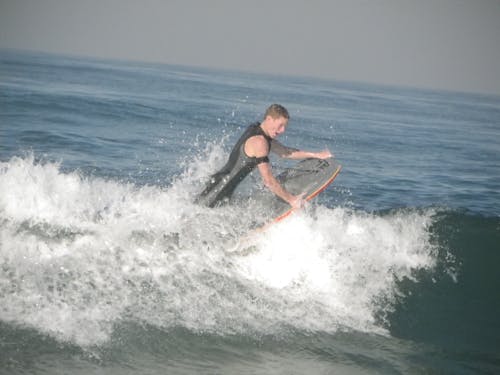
[1, 50, 499, 374]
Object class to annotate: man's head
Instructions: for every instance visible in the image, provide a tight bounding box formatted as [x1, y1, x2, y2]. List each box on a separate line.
[265, 104, 289, 120]
[262, 104, 289, 138]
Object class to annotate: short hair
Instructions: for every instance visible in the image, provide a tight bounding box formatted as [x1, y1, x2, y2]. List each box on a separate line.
[264, 104, 289, 120]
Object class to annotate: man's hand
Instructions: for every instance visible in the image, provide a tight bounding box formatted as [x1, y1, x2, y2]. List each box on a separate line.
[289, 193, 306, 209]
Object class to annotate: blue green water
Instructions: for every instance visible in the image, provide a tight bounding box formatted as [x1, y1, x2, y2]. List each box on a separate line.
[1, 50, 499, 374]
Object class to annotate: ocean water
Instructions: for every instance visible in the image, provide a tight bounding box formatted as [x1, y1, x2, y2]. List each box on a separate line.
[0, 49, 499, 374]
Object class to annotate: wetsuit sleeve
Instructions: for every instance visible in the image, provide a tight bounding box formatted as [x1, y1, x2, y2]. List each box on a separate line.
[254, 156, 269, 165]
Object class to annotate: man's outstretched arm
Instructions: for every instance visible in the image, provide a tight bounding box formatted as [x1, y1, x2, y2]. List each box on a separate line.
[270, 140, 332, 160]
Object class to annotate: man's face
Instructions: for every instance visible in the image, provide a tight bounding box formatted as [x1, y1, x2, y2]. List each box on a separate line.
[267, 116, 288, 138]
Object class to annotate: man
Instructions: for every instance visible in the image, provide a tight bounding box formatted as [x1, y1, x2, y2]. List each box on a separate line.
[196, 104, 332, 208]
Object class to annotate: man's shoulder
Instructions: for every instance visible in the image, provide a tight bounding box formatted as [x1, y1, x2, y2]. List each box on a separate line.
[244, 134, 270, 157]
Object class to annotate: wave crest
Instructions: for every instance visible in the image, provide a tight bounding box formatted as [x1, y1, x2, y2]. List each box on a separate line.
[0, 155, 438, 346]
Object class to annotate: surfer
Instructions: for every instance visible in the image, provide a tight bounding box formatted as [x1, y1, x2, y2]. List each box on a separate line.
[196, 104, 332, 208]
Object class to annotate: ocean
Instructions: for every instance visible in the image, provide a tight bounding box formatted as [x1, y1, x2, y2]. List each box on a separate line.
[0, 49, 499, 374]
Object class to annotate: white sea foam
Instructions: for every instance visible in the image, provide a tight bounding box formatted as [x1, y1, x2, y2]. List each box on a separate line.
[0, 155, 437, 346]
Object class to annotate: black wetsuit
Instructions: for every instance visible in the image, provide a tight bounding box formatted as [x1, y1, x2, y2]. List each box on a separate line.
[196, 122, 272, 207]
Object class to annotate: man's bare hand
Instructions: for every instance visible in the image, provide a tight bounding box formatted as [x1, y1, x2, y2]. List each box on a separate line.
[290, 193, 306, 209]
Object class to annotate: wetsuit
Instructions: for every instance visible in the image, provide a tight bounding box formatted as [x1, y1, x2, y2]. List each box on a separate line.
[196, 122, 272, 207]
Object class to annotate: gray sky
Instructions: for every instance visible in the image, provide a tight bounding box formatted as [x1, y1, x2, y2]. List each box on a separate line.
[1, 0, 500, 95]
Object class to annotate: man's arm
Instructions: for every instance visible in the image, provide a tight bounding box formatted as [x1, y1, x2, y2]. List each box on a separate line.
[271, 140, 332, 160]
[245, 135, 304, 209]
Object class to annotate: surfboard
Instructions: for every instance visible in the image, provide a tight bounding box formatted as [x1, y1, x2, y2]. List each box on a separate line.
[230, 158, 341, 253]
[271, 157, 341, 222]
[252, 157, 341, 230]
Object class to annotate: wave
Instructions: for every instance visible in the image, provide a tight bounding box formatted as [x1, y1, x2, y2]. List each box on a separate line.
[388, 210, 500, 353]
[1, 154, 490, 349]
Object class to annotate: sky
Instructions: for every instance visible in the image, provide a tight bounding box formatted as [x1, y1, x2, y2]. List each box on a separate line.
[1, 0, 500, 95]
